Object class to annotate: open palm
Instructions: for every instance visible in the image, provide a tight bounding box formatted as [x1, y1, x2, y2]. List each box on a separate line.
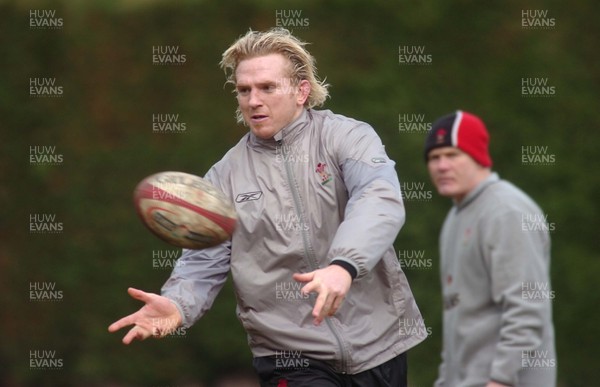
[108, 287, 182, 344]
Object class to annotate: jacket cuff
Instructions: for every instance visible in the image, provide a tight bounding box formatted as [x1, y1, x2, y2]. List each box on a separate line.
[163, 295, 189, 328]
[330, 259, 358, 280]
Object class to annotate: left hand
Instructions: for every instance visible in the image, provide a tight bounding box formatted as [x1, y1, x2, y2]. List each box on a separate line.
[293, 265, 352, 326]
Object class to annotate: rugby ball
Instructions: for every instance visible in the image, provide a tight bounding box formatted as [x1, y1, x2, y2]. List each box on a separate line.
[133, 171, 237, 249]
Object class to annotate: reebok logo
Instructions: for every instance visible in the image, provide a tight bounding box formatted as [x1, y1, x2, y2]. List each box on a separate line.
[236, 191, 263, 203]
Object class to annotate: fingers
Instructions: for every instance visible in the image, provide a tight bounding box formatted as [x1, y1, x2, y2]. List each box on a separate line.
[307, 281, 338, 325]
[122, 327, 139, 345]
[312, 291, 345, 325]
[127, 287, 151, 302]
[122, 325, 152, 345]
[108, 288, 148, 333]
[109, 288, 180, 345]
[311, 291, 330, 326]
[292, 271, 314, 283]
[330, 295, 344, 316]
[300, 278, 320, 295]
[295, 271, 328, 325]
[108, 288, 153, 334]
[108, 312, 138, 333]
[113, 316, 168, 344]
[295, 267, 351, 325]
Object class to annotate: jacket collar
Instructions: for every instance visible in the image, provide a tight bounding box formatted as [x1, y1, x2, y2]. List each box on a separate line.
[248, 109, 311, 149]
[455, 172, 499, 211]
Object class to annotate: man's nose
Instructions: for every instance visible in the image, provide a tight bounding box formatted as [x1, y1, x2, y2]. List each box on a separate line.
[248, 89, 262, 107]
[436, 156, 451, 170]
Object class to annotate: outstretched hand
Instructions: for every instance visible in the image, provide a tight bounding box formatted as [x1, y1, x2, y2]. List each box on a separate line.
[108, 287, 182, 344]
[293, 265, 352, 326]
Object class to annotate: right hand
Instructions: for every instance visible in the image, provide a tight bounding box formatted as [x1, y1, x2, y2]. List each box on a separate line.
[108, 287, 182, 344]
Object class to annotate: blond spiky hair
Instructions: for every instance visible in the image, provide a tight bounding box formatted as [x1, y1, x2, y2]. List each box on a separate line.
[220, 28, 330, 123]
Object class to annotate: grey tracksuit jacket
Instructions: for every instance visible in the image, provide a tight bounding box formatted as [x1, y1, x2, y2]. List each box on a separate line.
[435, 173, 556, 386]
[161, 108, 426, 374]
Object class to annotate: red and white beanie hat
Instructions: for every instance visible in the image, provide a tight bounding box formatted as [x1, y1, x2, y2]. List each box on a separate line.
[424, 110, 492, 167]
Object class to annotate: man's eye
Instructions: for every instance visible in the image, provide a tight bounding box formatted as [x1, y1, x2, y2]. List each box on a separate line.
[237, 88, 250, 96]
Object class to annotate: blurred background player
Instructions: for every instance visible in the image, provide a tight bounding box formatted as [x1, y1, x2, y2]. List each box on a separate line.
[110, 28, 426, 386]
[425, 110, 556, 386]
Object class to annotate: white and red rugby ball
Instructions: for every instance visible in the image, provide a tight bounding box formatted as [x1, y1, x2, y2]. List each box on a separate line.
[133, 171, 237, 249]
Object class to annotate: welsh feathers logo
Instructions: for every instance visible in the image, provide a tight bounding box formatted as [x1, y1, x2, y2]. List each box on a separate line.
[315, 162, 332, 185]
[436, 128, 447, 144]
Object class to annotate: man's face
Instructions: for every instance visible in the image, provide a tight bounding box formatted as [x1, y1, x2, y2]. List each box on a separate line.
[235, 53, 309, 140]
[427, 147, 489, 203]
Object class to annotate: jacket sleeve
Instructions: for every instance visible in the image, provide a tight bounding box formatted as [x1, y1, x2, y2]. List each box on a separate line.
[160, 166, 232, 328]
[326, 122, 405, 279]
[161, 242, 231, 328]
[483, 208, 552, 384]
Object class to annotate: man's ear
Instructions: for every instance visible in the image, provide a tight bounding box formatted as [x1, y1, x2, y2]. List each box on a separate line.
[297, 79, 311, 105]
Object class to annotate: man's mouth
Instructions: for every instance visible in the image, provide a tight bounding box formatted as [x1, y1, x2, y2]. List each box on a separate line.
[437, 177, 453, 185]
[251, 114, 268, 122]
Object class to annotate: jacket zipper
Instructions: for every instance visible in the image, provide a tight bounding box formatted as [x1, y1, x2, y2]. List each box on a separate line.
[277, 139, 348, 373]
